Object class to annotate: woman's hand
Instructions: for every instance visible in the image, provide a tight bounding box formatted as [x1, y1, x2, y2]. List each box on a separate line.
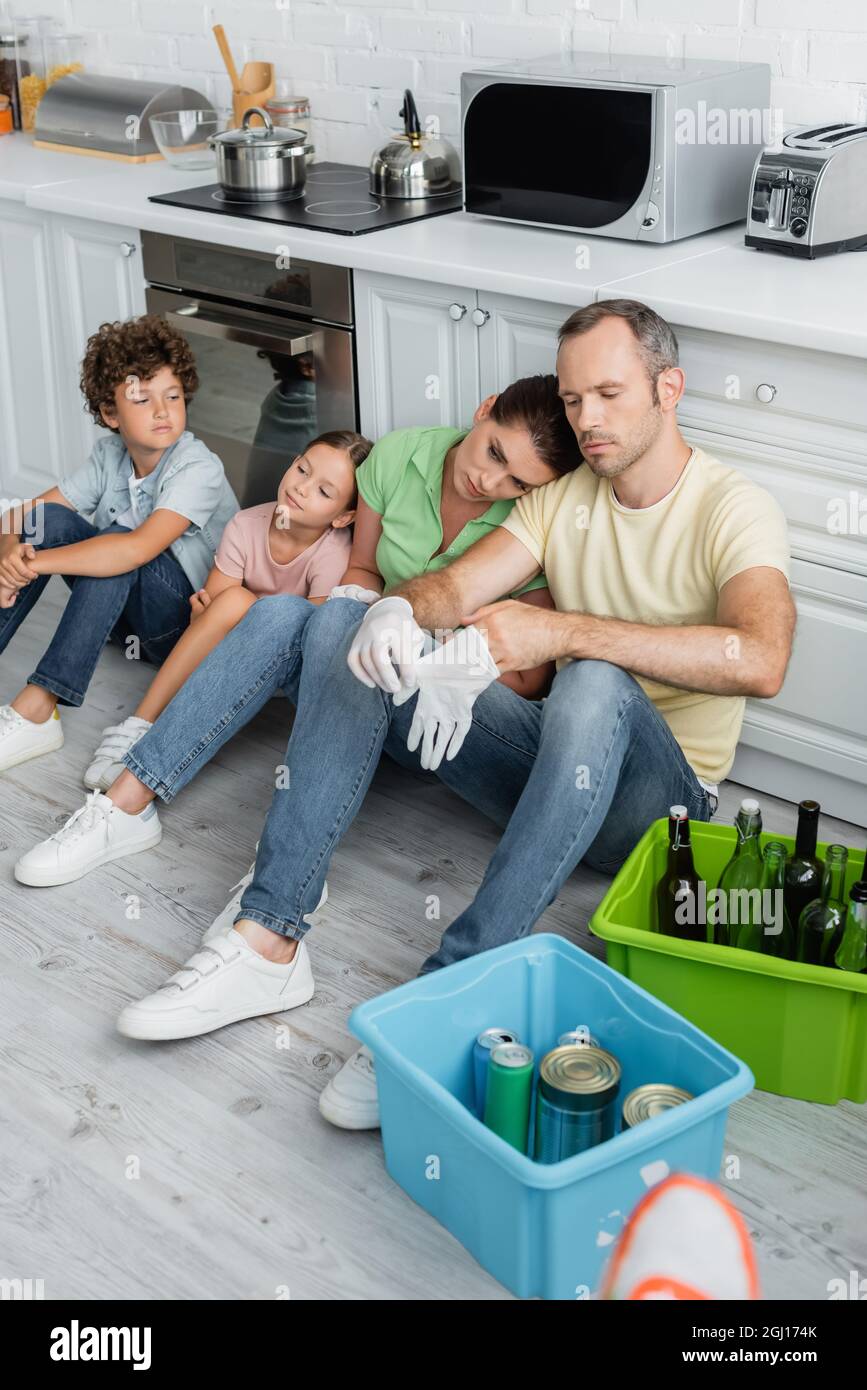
[0, 538, 39, 590]
[189, 589, 212, 621]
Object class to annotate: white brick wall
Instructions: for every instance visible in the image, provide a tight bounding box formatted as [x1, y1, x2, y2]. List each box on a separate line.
[5, 0, 866, 163]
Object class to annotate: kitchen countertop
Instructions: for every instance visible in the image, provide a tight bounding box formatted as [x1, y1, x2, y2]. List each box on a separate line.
[2, 133, 864, 357]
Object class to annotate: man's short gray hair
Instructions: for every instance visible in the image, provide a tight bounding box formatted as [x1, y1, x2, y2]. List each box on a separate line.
[558, 299, 679, 394]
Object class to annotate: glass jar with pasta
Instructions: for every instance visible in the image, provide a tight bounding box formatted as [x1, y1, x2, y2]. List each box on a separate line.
[14, 18, 46, 132]
[43, 30, 86, 93]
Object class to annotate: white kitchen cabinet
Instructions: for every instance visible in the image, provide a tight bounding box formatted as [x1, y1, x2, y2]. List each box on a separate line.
[677, 326, 867, 577]
[354, 270, 578, 438]
[354, 270, 478, 440]
[731, 560, 867, 827]
[0, 201, 67, 502]
[51, 213, 146, 463]
[475, 290, 575, 399]
[0, 206, 144, 501]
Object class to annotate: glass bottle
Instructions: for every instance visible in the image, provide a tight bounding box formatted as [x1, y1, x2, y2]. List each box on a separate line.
[835, 881, 867, 973]
[797, 844, 849, 967]
[734, 840, 794, 957]
[715, 798, 763, 949]
[784, 799, 822, 930]
[655, 805, 705, 943]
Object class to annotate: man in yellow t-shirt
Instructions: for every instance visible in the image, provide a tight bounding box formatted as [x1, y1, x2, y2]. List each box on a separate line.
[377, 299, 795, 965]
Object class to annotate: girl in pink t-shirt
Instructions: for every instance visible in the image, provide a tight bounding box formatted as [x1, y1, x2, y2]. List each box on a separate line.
[83, 430, 371, 789]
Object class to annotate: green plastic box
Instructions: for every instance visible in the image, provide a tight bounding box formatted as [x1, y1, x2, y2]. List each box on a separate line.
[589, 819, 866, 1104]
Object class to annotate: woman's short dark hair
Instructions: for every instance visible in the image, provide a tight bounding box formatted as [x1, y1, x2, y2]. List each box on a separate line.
[489, 373, 580, 476]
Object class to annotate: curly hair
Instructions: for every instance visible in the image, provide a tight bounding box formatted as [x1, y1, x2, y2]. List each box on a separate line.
[80, 314, 199, 429]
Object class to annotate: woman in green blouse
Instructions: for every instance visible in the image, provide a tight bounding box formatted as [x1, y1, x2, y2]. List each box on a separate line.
[341, 376, 579, 697]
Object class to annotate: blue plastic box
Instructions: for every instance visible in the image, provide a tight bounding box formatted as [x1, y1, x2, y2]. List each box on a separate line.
[350, 933, 754, 1300]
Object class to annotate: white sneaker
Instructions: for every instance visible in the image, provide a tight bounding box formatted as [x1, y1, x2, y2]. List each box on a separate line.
[84, 714, 153, 790]
[0, 703, 63, 772]
[318, 1045, 380, 1130]
[116, 929, 315, 1040]
[14, 790, 161, 886]
[203, 861, 328, 944]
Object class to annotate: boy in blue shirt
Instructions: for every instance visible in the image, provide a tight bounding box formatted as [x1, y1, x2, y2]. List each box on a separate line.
[0, 314, 238, 772]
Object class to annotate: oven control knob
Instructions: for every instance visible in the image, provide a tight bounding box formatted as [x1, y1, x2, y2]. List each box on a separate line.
[448, 303, 467, 321]
[755, 382, 777, 404]
[642, 202, 660, 228]
[790, 218, 808, 238]
[471, 307, 491, 327]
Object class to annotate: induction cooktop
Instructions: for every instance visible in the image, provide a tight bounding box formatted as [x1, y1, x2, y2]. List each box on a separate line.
[149, 161, 464, 236]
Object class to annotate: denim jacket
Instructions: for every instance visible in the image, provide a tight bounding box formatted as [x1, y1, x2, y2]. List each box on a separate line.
[58, 430, 239, 591]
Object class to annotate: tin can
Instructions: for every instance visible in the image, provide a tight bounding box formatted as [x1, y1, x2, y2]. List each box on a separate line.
[558, 1028, 600, 1049]
[483, 1043, 534, 1153]
[534, 1045, 621, 1163]
[622, 1083, 693, 1130]
[473, 1027, 519, 1118]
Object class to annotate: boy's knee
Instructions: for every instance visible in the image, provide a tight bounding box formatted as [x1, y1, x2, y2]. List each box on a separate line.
[23, 500, 75, 544]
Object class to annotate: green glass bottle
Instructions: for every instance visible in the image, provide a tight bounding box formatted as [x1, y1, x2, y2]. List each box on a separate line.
[714, 798, 763, 949]
[835, 881, 867, 973]
[797, 844, 849, 967]
[735, 840, 794, 957]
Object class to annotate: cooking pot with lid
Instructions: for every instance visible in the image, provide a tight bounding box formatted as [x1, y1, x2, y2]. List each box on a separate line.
[209, 106, 314, 200]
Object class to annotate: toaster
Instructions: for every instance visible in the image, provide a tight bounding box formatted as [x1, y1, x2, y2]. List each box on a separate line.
[746, 123, 867, 257]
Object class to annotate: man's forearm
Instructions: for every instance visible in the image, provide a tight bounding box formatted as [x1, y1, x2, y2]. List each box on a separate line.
[555, 611, 788, 699]
[390, 567, 466, 633]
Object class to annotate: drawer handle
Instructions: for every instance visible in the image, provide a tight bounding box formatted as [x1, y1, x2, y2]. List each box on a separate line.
[755, 382, 777, 404]
[448, 303, 467, 321]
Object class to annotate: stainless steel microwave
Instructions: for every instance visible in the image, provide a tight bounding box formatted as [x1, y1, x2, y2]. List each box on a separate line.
[461, 53, 771, 242]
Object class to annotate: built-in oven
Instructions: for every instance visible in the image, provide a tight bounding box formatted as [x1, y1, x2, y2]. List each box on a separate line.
[143, 232, 357, 507]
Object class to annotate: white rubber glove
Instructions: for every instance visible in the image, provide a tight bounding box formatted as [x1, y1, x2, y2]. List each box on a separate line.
[392, 624, 499, 771]
[328, 583, 381, 605]
[347, 595, 425, 694]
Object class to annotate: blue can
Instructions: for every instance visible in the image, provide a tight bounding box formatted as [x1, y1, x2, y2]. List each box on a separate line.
[534, 1046, 621, 1163]
[473, 1027, 520, 1118]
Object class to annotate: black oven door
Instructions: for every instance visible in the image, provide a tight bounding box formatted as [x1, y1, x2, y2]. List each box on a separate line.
[145, 287, 356, 508]
[464, 82, 653, 230]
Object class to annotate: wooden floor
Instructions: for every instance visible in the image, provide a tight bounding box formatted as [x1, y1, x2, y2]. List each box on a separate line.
[1, 580, 865, 1301]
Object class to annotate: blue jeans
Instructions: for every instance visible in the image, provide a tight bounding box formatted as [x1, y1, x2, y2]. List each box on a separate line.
[125, 595, 713, 973]
[0, 502, 193, 706]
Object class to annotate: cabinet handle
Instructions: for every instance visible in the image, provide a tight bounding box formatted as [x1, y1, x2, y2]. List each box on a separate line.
[119, 241, 137, 258]
[448, 303, 467, 321]
[755, 382, 777, 404]
[471, 307, 490, 327]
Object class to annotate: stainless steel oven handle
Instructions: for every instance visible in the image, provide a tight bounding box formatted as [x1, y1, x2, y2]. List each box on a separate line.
[164, 307, 314, 357]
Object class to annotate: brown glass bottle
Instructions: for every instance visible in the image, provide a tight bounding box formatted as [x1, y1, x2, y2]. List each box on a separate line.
[784, 799, 822, 929]
[656, 806, 705, 943]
